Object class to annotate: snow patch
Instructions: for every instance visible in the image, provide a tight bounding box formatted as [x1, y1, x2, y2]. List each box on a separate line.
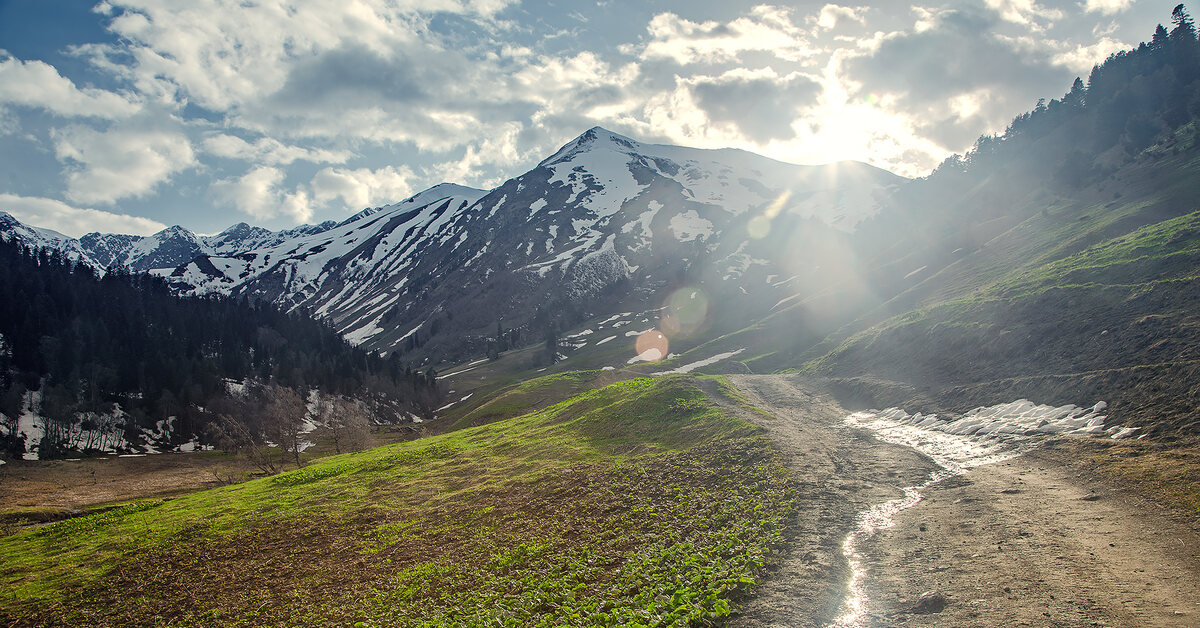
[652, 349, 745, 375]
[669, 210, 713, 242]
[627, 347, 663, 364]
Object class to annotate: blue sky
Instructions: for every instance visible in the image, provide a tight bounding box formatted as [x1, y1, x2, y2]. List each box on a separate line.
[0, 0, 1171, 236]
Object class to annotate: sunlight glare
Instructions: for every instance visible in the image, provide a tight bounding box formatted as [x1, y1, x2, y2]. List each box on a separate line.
[659, 285, 710, 337]
[747, 190, 790, 239]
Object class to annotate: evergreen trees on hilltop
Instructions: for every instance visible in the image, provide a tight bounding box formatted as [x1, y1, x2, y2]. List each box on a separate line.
[934, 4, 1200, 182]
[0, 239, 441, 459]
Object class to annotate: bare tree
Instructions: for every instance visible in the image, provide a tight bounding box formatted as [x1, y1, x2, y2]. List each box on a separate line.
[317, 396, 373, 454]
[262, 384, 307, 468]
[205, 411, 281, 475]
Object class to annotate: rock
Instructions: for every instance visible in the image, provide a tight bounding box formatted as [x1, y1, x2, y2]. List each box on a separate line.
[913, 590, 948, 614]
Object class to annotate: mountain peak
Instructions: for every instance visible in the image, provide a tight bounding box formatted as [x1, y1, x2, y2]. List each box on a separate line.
[219, 221, 254, 235]
[154, 225, 194, 239]
[400, 182, 487, 205]
[539, 126, 641, 168]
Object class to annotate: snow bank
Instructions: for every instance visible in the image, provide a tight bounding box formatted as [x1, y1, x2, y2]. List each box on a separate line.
[866, 399, 1128, 439]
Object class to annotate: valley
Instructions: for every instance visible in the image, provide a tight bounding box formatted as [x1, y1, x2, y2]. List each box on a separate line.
[4, 8, 1200, 625]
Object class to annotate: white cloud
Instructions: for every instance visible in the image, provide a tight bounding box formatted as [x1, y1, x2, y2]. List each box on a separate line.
[815, 4, 867, 30]
[310, 165, 418, 211]
[0, 54, 139, 119]
[641, 8, 817, 64]
[0, 106, 18, 136]
[0, 193, 167, 237]
[983, 0, 1063, 27]
[200, 134, 353, 165]
[1053, 36, 1128, 73]
[212, 166, 313, 222]
[53, 124, 196, 205]
[1083, 0, 1135, 15]
[92, 0, 514, 114]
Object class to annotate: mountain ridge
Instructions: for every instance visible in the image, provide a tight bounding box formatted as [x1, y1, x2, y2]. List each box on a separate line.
[1, 128, 903, 361]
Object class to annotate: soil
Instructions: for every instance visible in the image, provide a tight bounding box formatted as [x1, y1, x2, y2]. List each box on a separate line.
[0, 453, 251, 516]
[864, 449, 1200, 627]
[723, 374, 1200, 628]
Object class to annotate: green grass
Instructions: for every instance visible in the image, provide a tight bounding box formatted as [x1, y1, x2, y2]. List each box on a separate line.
[991, 210, 1200, 297]
[799, 203, 1200, 376]
[449, 369, 621, 431]
[0, 375, 796, 627]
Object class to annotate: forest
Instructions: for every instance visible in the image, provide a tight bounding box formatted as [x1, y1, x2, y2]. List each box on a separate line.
[935, 4, 1200, 182]
[0, 239, 441, 459]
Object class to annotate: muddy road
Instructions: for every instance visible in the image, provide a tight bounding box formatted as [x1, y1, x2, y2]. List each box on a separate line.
[723, 374, 1200, 628]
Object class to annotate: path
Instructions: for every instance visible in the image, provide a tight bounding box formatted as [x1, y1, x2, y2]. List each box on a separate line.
[722, 374, 1200, 628]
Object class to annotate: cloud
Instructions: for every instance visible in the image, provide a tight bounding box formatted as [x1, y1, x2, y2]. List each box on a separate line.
[0, 193, 167, 237]
[310, 165, 418, 211]
[983, 0, 1063, 27]
[641, 7, 817, 65]
[211, 166, 313, 222]
[688, 69, 822, 142]
[53, 123, 196, 204]
[815, 4, 867, 30]
[1053, 36, 1128, 73]
[842, 4, 1071, 151]
[0, 54, 139, 119]
[1083, 0, 1135, 15]
[200, 134, 353, 165]
[93, 0, 516, 113]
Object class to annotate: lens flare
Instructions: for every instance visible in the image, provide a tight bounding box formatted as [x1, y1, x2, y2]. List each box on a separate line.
[632, 329, 669, 363]
[659, 285, 709, 338]
[748, 190, 790, 239]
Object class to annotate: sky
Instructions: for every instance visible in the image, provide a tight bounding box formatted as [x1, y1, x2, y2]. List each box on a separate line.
[0, 0, 1174, 237]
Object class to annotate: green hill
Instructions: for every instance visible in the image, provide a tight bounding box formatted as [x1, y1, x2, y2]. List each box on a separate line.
[0, 375, 794, 627]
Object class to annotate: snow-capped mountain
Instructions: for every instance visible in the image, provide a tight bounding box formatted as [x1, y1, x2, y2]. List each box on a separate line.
[161, 182, 489, 345]
[0, 211, 339, 273]
[0, 211, 91, 261]
[1, 129, 903, 361]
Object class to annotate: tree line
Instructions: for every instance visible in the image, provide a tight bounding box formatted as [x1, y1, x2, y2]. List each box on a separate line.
[0, 239, 441, 459]
[935, 4, 1200, 184]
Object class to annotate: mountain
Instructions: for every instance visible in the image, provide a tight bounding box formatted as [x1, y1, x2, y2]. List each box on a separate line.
[1, 132, 901, 363]
[0, 211, 90, 261]
[163, 129, 899, 358]
[0, 212, 341, 275]
[0, 238, 442, 460]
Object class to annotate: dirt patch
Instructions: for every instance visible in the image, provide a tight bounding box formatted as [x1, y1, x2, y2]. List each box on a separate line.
[0, 453, 252, 519]
[863, 448, 1200, 627]
[715, 375, 935, 628]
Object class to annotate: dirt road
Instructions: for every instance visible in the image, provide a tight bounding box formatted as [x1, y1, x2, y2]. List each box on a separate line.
[723, 374, 1200, 628]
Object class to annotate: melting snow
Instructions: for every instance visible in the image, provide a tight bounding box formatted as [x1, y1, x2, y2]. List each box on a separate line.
[833, 398, 1128, 627]
[627, 348, 663, 364]
[652, 349, 745, 375]
[669, 210, 714, 242]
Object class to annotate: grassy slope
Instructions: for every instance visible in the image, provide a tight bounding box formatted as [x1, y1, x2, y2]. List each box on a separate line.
[781, 140, 1200, 434]
[0, 376, 795, 628]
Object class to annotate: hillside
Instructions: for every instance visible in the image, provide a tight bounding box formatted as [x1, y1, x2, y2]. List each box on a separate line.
[0, 375, 794, 627]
